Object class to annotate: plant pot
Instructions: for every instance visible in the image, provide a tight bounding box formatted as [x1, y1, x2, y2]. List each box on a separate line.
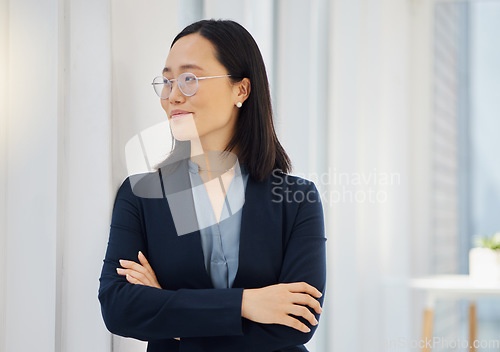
[469, 247, 500, 281]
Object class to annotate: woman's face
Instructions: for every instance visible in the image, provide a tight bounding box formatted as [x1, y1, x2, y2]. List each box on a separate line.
[161, 33, 245, 145]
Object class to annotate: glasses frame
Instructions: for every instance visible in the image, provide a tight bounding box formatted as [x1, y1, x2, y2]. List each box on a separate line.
[151, 72, 232, 99]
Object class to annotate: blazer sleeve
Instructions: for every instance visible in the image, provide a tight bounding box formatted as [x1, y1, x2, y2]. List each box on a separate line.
[98, 177, 246, 341]
[180, 181, 327, 352]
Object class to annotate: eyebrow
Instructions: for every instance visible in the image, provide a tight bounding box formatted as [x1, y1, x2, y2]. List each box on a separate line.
[163, 64, 204, 74]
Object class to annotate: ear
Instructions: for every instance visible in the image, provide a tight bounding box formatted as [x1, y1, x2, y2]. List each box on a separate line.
[234, 78, 251, 104]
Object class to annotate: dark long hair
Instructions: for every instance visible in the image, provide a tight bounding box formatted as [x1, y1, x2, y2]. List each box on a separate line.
[153, 19, 291, 182]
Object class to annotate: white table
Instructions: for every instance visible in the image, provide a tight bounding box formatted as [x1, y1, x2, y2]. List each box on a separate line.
[409, 275, 500, 352]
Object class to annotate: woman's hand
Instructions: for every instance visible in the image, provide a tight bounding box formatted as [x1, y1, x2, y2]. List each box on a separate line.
[241, 282, 323, 333]
[116, 252, 181, 341]
[116, 251, 162, 289]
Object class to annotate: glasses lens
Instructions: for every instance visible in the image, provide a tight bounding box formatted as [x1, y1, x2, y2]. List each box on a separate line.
[153, 76, 171, 99]
[178, 73, 198, 96]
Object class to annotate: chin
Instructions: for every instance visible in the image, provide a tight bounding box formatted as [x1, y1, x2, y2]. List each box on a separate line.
[169, 114, 201, 141]
[171, 129, 201, 141]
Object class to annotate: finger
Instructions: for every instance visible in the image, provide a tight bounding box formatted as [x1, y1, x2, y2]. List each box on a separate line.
[136, 253, 161, 288]
[119, 259, 152, 280]
[126, 273, 144, 286]
[117, 268, 149, 283]
[138, 251, 156, 277]
[137, 251, 160, 287]
[281, 315, 311, 333]
[119, 259, 144, 272]
[288, 305, 318, 326]
[122, 268, 152, 287]
[116, 267, 127, 276]
[291, 293, 323, 314]
[287, 282, 322, 298]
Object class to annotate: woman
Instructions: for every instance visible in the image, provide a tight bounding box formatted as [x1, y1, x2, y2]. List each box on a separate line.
[98, 19, 327, 352]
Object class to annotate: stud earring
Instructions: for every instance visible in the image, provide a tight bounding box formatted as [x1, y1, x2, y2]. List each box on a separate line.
[236, 102, 242, 108]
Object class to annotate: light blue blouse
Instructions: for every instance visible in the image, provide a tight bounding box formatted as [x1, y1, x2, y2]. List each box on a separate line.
[187, 159, 249, 289]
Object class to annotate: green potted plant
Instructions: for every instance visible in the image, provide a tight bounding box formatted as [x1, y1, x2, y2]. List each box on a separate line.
[469, 232, 500, 281]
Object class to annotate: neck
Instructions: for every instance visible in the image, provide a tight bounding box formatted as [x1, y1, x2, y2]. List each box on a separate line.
[190, 138, 239, 172]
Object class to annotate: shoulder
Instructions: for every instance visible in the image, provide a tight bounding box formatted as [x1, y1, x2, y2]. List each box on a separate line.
[267, 170, 325, 239]
[115, 170, 164, 201]
[269, 169, 320, 192]
[268, 169, 322, 205]
[115, 159, 187, 201]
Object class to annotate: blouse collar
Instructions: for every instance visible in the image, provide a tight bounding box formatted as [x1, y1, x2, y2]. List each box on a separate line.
[187, 158, 247, 177]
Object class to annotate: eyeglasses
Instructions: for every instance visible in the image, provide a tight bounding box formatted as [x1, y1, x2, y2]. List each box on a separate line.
[152, 72, 232, 99]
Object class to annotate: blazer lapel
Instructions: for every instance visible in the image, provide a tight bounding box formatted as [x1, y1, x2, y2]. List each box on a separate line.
[159, 159, 213, 288]
[232, 174, 275, 288]
[160, 159, 202, 237]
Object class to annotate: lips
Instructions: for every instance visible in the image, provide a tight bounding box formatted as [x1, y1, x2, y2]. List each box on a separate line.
[170, 109, 192, 121]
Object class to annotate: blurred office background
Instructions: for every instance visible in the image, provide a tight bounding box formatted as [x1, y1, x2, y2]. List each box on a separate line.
[1, 0, 499, 351]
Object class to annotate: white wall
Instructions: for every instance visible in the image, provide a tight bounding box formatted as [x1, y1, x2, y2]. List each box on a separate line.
[409, 0, 436, 345]
[327, 0, 415, 350]
[111, 0, 179, 188]
[0, 0, 8, 348]
[61, 1, 113, 351]
[4, 0, 61, 350]
[2, 0, 112, 351]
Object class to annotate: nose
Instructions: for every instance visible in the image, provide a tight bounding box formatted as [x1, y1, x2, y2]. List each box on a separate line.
[168, 80, 185, 104]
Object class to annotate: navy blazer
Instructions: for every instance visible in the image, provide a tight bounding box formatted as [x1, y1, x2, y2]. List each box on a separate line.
[98, 159, 327, 352]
